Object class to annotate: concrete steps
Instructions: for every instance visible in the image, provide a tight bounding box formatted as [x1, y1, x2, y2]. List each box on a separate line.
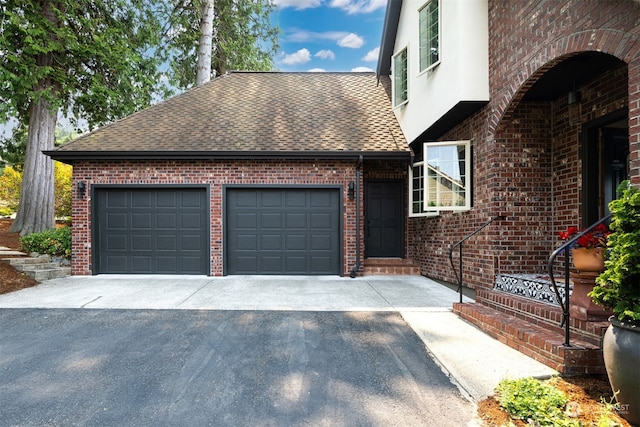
[1, 249, 71, 282]
[362, 258, 421, 275]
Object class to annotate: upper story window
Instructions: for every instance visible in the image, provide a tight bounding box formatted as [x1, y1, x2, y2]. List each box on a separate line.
[409, 140, 471, 216]
[392, 47, 408, 107]
[419, 0, 439, 72]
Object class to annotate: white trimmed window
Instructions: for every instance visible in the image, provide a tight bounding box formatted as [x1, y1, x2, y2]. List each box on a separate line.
[392, 47, 408, 107]
[419, 0, 439, 72]
[409, 141, 471, 216]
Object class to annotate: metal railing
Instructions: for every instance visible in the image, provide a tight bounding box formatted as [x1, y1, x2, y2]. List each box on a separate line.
[547, 214, 611, 347]
[448, 216, 504, 303]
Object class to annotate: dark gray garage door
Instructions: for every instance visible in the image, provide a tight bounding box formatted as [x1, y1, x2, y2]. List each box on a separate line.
[226, 188, 340, 275]
[95, 188, 209, 274]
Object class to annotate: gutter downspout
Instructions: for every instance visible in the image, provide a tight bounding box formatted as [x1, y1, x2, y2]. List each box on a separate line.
[350, 155, 364, 278]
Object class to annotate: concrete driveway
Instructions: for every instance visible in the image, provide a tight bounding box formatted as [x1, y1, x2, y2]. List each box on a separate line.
[0, 275, 555, 426]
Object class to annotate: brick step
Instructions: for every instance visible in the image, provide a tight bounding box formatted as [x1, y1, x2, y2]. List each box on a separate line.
[476, 288, 608, 347]
[453, 302, 605, 375]
[362, 258, 421, 276]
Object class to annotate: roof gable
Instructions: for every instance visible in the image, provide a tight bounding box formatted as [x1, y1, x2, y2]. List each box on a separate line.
[48, 72, 409, 161]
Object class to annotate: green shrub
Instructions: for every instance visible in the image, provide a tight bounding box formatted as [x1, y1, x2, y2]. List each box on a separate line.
[496, 377, 577, 426]
[20, 226, 71, 258]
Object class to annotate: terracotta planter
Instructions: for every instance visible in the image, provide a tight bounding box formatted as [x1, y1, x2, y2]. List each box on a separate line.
[571, 247, 605, 272]
[603, 317, 640, 425]
[569, 270, 612, 321]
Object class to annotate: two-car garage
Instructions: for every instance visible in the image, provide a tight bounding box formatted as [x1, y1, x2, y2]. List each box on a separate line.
[93, 186, 342, 276]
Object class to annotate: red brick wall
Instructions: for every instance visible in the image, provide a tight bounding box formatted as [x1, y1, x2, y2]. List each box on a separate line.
[71, 159, 382, 276]
[408, 0, 640, 289]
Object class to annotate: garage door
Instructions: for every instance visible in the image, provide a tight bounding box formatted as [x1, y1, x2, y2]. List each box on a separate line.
[226, 188, 340, 275]
[94, 188, 209, 274]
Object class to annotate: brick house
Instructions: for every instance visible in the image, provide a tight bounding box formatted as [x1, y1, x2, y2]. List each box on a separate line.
[47, 73, 414, 277]
[377, 0, 640, 373]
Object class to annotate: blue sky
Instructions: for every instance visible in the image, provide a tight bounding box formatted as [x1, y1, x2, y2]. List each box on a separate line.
[271, 0, 388, 72]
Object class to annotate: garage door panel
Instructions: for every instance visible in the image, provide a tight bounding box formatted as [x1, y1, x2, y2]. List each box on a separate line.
[310, 234, 332, 250]
[234, 213, 257, 229]
[260, 212, 282, 228]
[261, 234, 282, 250]
[235, 256, 257, 272]
[236, 192, 257, 207]
[132, 213, 152, 229]
[310, 212, 332, 228]
[106, 192, 127, 208]
[227, 188, 339, 275]
[181, 213, 203, 229]
[286, 191, 306, 207]
[106, 255, 127, 272]
[131, 256, 152, 272]
[181, 235, 201, 251]
[261, 256, 283, 272]
[286, 234, 306, 250]
[106, 234, 127, 251]
[157, 192, 177, 207]
[107, 213, 127, 229]
[236, 235, 257, 250]
[261, 191, 282, 207]
[285, 213, 306, 228]
[310, 257, 332, 272]
[157, 213, 177, 229]
[96, 188, 208, 274]
[131, 192, 152, 208]
[157, 235, 177, 251]
[131, 234, 152, 251]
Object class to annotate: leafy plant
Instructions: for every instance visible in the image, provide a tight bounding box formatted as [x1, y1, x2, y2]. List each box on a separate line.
[592, 180, 640, 322]
[496, 377, 577, 426]
[0, 166, 23, 216]
[0, 162, 72, 219]
[20, 226, 71, 258]
[54, 161, 72, 219]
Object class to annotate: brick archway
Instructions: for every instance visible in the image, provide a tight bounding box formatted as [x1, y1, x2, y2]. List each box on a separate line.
[490, 28, 640, 138]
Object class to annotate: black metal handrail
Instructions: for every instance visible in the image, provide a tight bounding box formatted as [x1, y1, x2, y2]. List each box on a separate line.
[448, 216, 504, 303]
[547, 214, 611, 347]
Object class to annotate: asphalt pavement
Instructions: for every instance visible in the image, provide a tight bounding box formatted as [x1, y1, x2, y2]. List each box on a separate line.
[0, 274, 557, 426]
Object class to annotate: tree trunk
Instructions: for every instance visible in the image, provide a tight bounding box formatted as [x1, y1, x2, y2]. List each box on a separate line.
[196, 0, 214, 86]
[9, 97, 57, 235]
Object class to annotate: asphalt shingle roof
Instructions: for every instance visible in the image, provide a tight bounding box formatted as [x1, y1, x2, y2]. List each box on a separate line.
[48, 72, 409, 160]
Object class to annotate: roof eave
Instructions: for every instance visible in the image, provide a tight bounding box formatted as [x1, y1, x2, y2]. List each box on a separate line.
[44, 150, 412, 163]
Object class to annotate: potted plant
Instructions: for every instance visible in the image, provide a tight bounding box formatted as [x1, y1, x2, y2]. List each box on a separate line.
[590, 180, 640, 425]
[558, 223, 610, 272]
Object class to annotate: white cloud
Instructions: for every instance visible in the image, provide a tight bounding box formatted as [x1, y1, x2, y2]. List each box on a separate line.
[308, 68, 327, 72]
[286, 29, 350, 43]
[281, 48, 312, 65]
[273, 0, 323, 10]
[362, 47, 380, 62]
[351, 66, 374, 72]
[337, 33, 365, 49]
[315, 49, 336, 60]
[329, 0, 387, 14]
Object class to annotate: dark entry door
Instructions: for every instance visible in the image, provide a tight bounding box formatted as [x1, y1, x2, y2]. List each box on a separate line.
[365, 180, 404, 258]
